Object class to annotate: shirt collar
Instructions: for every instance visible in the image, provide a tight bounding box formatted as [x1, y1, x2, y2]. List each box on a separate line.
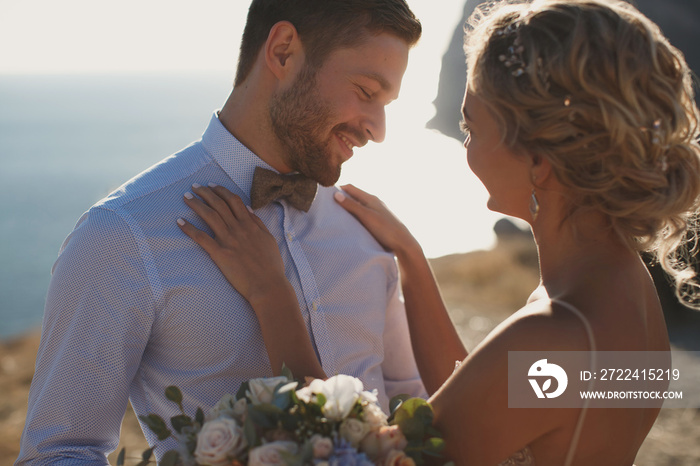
[200, 111, 279, 201]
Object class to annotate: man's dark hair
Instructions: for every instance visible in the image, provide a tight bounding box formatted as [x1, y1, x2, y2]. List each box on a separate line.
[234, 0, 422, 86]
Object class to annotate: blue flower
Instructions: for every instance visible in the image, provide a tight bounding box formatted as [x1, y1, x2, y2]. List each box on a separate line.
[325, 437, 374, 466]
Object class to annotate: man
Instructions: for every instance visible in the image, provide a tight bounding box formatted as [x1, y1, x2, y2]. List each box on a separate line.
[17, 0, 424, 463]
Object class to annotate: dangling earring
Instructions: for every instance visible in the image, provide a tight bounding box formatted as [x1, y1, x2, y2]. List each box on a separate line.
[529, 189, 540, 221]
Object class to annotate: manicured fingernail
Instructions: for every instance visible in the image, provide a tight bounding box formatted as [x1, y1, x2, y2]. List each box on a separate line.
[192, 183, 202, 189]
[208, 182, 218, 188]
[334, 191, 345, 202]
[246, 205, 254, 213]
[177, 218, 185, 226]
[184, 192, 194, 200]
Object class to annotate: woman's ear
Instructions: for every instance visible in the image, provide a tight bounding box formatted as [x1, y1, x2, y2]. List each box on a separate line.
[264, 21, 305, 82]
[530, 153, 552, 186]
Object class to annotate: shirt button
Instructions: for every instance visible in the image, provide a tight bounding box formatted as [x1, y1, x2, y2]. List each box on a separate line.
[287, 232, 293, 241]
[312, 302, 318, 311]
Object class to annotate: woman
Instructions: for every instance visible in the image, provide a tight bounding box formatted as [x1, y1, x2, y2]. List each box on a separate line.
[177, 0, 700, 464]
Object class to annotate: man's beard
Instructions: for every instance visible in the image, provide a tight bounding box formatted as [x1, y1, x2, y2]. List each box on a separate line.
[269, 66, 356, 187]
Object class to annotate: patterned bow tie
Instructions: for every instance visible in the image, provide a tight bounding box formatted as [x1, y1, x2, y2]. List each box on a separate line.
[250, 166, 318, 212]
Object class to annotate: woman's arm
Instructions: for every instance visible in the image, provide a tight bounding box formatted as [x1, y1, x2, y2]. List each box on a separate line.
[178, 183, 326, 380]
[334, 185, 467, 394]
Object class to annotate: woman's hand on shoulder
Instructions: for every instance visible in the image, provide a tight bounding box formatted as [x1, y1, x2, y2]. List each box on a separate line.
[177, 183, 287, 306]
[334, 184, 420, 257]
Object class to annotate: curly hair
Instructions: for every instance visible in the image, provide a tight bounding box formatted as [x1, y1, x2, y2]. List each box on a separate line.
[465, 0, 700, 307]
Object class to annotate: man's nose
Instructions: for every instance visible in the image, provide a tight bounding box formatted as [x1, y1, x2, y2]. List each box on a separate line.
[361, 105, 387, 143]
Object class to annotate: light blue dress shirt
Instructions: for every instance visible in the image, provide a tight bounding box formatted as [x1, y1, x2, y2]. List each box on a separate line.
[17, 113, 426, 465]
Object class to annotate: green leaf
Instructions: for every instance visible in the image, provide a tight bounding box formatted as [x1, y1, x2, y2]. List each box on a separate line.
[389, 393, 411, 415]
[116, 448, 126, 466]
[236, 381, 251, 401]
[160, 450, 180, 466]
[272, 384, 294, 411]
[165, 386, 184, 411]
[170, 414, 193, 434]
[141, 447, 154, 461]
[426, 425, 443, 438]
[424, 437, 446, 454]
[243, 414, 259, 446]
[404, 446, 424, 466]
[395, 397, 431, 419]
[413, 404, 435, 427]
[138, 414, 172, 441]
[280, 410, 304, 431]
[278, 381, 298, 392]
[398, 418, 425, 442]
[247, 403, 282, 429]
[281, 364, 294, 381]
[195, 407, 205, 426]
[315, 393, 327, 408]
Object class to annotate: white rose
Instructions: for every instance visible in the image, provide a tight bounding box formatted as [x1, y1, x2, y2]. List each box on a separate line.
[248, 441, 298, 466]
[296, 378, 327, 403]
[339, 418, 371, 447]
[314, 375, 364, 421]
[359, 389, 379, 404]
[295, 375, 364, 421]
[310, 434, 334, 459]
[362, 402, 388, 431]
[194, 417, 247, 466]
[232, 397, 248, 423]
[247, 376, 289, 405]
[323, 375, 363, 421]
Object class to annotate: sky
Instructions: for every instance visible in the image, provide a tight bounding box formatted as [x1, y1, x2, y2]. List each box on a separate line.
[0, 0, 506, 257]
[0, 0, 461, 75]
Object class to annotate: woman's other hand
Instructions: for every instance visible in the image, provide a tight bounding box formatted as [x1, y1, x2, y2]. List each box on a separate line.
[177, 183, 287, 305]
[334, 184, 420, 257]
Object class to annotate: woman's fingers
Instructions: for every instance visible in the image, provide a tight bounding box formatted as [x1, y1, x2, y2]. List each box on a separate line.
[178, 183, 292, 304]
[334, 185, 417, 254]
[333, 189, 368, 218]
[339, 184, 380, 207]
[190, 183, 240, 225]
[182, 183, 272, 250]
[183, 191, 230, 238]
[206, 183, 251, 223]
[177, 217, 220, 256]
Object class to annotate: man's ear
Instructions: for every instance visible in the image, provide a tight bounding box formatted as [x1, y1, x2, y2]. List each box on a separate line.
[264, 21, 305, 82]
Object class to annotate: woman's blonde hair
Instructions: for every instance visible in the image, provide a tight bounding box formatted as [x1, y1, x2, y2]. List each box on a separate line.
[465, 0, 700, 307]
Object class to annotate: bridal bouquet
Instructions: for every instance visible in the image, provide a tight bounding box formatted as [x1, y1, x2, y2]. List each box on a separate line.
[117, 371, 447, 466]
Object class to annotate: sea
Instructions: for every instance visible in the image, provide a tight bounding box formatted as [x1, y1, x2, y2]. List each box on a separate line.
[0, 72, 502, 340]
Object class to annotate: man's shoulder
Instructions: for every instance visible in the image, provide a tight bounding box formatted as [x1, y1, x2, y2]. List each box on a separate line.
[96, 141, 212, 213]
[58, 141, 216, 256]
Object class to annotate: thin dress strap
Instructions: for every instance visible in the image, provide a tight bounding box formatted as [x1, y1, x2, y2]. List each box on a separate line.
[550, 299, 597, 466]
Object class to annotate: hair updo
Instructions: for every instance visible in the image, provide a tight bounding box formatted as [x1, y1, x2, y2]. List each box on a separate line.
[465, 0, 700, 307]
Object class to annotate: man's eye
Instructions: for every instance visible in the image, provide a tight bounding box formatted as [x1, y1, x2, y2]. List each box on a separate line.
[359, 86, 372, 99]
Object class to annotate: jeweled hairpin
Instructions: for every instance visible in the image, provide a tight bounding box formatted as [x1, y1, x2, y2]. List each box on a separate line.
[496, 23, 526, 77]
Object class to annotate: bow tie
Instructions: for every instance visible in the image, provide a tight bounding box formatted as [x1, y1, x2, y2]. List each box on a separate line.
[250, 166, 318, 212]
